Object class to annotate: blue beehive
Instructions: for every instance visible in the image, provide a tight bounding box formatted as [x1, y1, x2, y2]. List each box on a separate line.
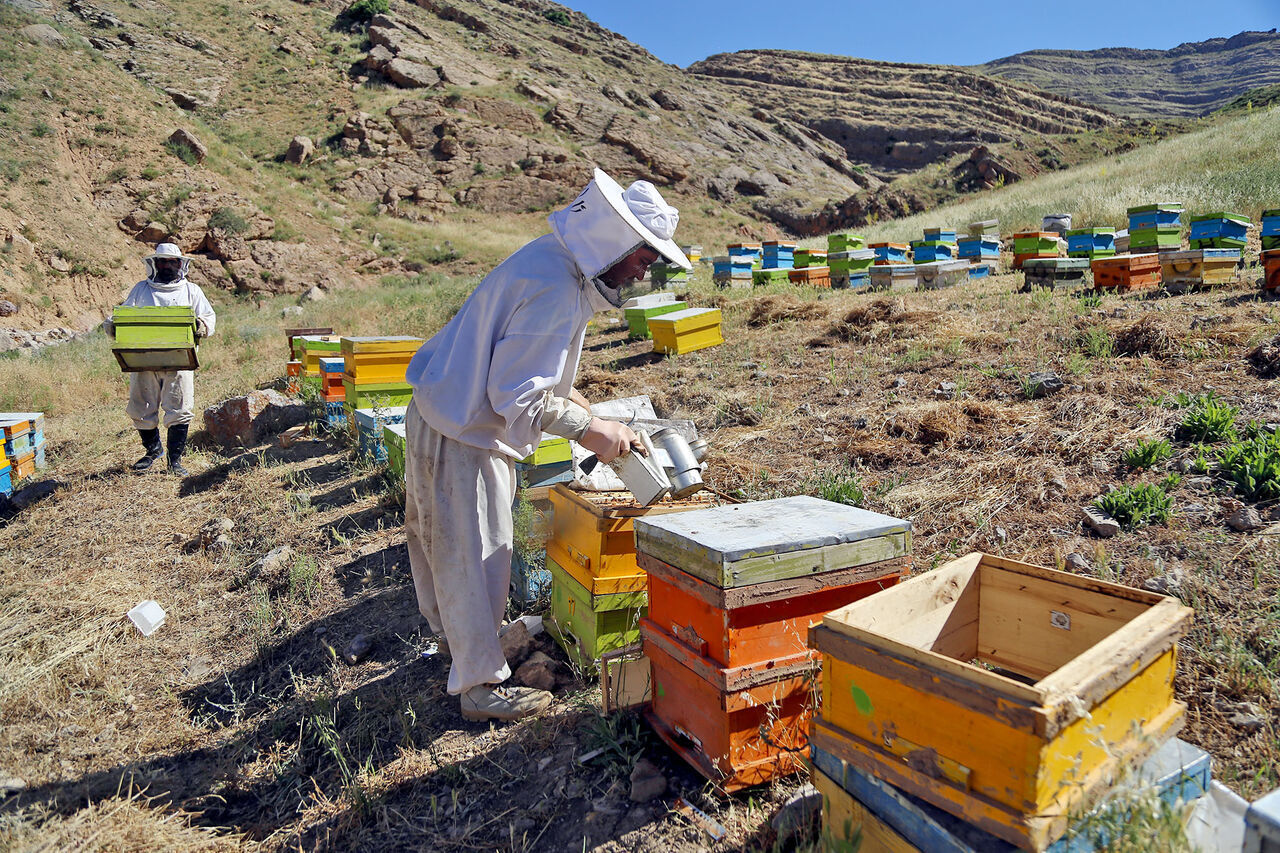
[912, 242, 956, 263]
[957, 236, 1000, 259]
[923, 228, 957, 243]
[968, 264, 992, 278]
[762, 241, 796, 269]
[1066, 229, 1117, 258]
[0, 462, 10, 497]
[322, 400, 347, 430]
[871, 243, 910, 264]
[1127, 203, 1183, 231]
[319, 356, 345, 376]
[1263, 209, 1280, 237]
[354, 405, 408, 461]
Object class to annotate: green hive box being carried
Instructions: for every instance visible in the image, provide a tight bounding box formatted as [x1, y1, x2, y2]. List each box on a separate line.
[111, 306, 199, 372]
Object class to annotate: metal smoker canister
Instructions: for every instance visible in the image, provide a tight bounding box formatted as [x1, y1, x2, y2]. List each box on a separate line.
[651, 427, 703, 499]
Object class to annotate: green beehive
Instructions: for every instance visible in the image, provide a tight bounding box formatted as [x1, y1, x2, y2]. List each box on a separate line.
[752, 268, 791, 286]
[547, 556, 646, 668]
[111, 305, 198, 372]
[624, 300, 686, 339]
[384, 423, 406, 479]
[828, 233, 866, 253]
[344, 378, 413, 412]
[1130, 227, 1182, 250]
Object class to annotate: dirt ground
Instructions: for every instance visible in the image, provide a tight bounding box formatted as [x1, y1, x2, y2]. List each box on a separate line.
[2, 265, 1280, 850]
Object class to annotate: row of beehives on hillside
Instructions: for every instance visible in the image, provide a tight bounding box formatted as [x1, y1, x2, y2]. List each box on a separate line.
[0, 412, 47, 496]
[534, 480, 1229, 850]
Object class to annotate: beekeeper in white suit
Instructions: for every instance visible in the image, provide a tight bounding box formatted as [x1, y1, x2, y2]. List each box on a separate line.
[109, 243, 217, 476]
[404, 168, 691, 722]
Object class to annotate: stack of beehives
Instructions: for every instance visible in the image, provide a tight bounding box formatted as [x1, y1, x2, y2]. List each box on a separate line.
[0, 412, 46, 492]
[1128, 203, 1183, 253]
[809, 550, 1203, 851]
[958, 220, 1000, 277]
[285, 327, 332, 392]
[648, 307, 723, 355]
[1066, 227, 1116, 259]
[762, 240, 795, 270]
[545, 486, 717, 670]
[353, 406, 408, 462]
[340, 336, 421, 430]
[1012, 230, 1060, 269]
[632, 496, 911, 791]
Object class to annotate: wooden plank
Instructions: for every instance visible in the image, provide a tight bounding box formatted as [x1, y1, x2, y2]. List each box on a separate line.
[975, 563, 1150, 681]
[813, 767, 923, 853]
[823, 554, 980, 660]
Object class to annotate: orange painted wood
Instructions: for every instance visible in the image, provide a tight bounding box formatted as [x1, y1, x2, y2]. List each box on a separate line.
[788, 266, 832, 288]
[1013, 252, 1058, 269]
[644, 622, 815, 790]
[640, 552, 907, 670]
[1092, 254, 1162, 291]
[1264, 249, 1280, 290]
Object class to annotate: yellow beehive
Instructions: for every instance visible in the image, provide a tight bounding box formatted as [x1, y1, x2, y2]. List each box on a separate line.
[300, 336, 343, 377]
[810, 551, 1192, 851]
[340, 336, 423, 385]
[648, 307, 722, 355]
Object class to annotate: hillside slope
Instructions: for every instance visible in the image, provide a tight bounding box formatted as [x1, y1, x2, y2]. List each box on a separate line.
[972, 30, 1280, 117]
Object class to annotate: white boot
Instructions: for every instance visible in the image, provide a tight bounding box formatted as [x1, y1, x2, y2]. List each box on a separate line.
[460, 683, 552, 722]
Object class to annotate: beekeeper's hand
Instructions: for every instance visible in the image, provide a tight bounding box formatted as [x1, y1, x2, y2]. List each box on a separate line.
[580, 418, 646, 464]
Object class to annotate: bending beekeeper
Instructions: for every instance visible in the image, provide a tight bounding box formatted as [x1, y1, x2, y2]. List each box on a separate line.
[109, 243, 216, 476]
[404, 168, 691, 722]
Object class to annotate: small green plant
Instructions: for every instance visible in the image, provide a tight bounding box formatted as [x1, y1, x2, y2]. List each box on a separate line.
[164, 138, 200, 165]
[140, 166, 160, 180]
[288, 554, 320, 604]
[345, 0, 389, 21]
[32, 119, 51, 138]
[1121, 438, 1172, 470]
[541, 8, 571, 25]
[1079, 325, 1113, 359]
[1216, 430, 1280, 502]
[1178, 392, 1238, 443]
[1096, 483, 1173, 529]
[1077, 293, 1102, 310]
[208, 206, 249, 234]
[813, 468, 865, 507]
[104, 165, 128, 183]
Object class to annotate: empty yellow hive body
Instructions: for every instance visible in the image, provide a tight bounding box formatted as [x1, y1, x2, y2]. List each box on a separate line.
[648, 307, 723, 354]
[811, 551, 1191, 851]
[340, 336, 423, 384]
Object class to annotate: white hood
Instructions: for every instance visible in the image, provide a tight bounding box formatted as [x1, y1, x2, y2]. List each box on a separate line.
[547, 169, 691, 283]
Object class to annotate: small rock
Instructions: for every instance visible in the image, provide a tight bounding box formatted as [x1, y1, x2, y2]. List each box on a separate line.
[5, 232, 34, 261]
[889, 377, 907, 389]
[167, 128, 207, 163]
[499, 620, 533, 667]
[285, 135, 314, 165]
[1082, 505, 1120, 538]
[20, 23, 65, 46]
[933, 381, 957, 400]
[281, 305, 304, 317]
[514, 651, 560, 692]
[0, 300, 16, 317]
[207, 533, 232, 555]
[1229, 710, 1266, 733]
[301, 285, 326, 303]
[1226, 506, 1263, 532]
[1064, 553, 1090, 572]
[0, 776, 27, 797]
[771, 782, 822, 841]
[9, 478, 63, 510]
[1025, 371, 1064, 399]
[993, 525, 1007, 543]
[628, 758, 667, 803]
[200, 517, 235, 545]
[343, 633, 373, 665]
[48, 254, 71, 272]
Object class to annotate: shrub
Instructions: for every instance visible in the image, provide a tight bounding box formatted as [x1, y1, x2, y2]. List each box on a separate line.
[1178, 392, 1238, 443]
[164, 138, 200, 165]
[1216, 430, 1280, 503]
[542, 9, 571, 26]
[346, 0, 388, 21]
[1096, 483, 1173, 529]
[1122, 438, 1172, 470]
[208, 206, 249, 234]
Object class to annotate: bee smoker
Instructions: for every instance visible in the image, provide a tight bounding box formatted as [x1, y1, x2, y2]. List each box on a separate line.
[649, 428, 709, 499]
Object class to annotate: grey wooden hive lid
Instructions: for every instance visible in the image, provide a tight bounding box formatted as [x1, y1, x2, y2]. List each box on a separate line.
[633, 496, 911, 564]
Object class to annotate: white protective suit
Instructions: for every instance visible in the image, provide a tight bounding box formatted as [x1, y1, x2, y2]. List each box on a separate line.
[117, 274, 217, 430]
[404, 169, 689, 696]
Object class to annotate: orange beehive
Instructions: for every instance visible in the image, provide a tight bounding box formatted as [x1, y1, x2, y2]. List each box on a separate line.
[1264, 248, 1280, 291]
[1092, 253, 1162, 291]
[634, 496, 913, 791]
[639, 552, 907, 670]
[642, 625, 816, 791]
[787, 265, 831, 288]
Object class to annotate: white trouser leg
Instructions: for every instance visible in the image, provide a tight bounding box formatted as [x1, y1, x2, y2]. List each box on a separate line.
[126, 371, 163, 430]
[404, 403, 516, 695]
[161, 370, 195, 428]
[127, 370, 194, 430]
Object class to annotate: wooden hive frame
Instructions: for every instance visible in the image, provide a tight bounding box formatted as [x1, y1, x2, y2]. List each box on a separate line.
[811, 552, 1192, 851]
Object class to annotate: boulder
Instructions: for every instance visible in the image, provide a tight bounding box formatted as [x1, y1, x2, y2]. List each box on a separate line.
[0, 300, 16, 317]
[20, 24, 65, 46]
[498, 620, 533, 667]
[167, 128, 208, 163]
[514, 651, 560, 691]
[284, 135, 314, 165]
[4, 232, 34, 261]
[202, 389, 308, 447]
[365, 44, 394, 70]
[383, 58, 440, 90]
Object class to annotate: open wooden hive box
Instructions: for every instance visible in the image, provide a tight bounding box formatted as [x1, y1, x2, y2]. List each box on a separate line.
[810, 552, 1193, 851]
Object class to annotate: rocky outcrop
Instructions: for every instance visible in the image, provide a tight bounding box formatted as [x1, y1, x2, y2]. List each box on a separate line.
[203, 390, 308, 447]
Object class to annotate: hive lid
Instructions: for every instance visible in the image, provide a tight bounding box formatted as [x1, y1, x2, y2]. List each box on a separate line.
[1188, 211, 1251, 225]
[634, 496, 910, 565]
[648, 307, 720, 324]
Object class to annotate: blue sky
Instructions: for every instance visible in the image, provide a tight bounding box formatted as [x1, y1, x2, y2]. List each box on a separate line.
[559, 1, 1279, 67]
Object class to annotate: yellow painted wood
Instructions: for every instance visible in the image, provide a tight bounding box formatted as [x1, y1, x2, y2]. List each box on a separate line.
[548, 540, 647, 596]
[814, 767, 917, 853]
[339, 335, 424, 354]
[813, 551, 1192, 851]
[342, 352, 415, 384]
[651, 324, 723, 355]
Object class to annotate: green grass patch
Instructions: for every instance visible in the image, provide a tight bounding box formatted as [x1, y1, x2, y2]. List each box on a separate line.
[1178, 393, 1238, 443]
[1216, 430, 1280, 503]
[1096, 483, 1173, 529]
[1122, 438, 1172, 470]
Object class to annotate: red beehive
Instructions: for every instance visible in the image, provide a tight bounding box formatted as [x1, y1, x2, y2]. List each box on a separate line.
[1264, 248, 1280, 291]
